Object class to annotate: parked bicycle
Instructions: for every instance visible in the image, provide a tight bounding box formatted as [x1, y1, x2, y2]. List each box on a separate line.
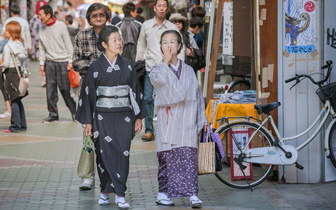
[214, 60, 336, 190]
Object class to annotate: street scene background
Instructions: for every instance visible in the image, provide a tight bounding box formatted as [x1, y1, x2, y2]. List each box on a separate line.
[0, 60, 335, 210]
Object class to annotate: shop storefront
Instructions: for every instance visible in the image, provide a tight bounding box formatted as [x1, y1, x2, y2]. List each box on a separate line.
[206, 0, 336, 183]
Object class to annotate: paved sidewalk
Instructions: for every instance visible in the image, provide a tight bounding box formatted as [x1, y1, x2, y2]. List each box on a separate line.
[0, 61, 335, 210]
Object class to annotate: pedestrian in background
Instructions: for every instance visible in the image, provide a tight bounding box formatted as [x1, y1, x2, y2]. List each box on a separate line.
[29, 5, 42, 62]
[190, 6, 206, 49]
[3, 4, 32, 58]
[38, 5, 76, 123]
[0, 21, 28, 133]
[169, 13, 199, 62]
[135, 7, 145, 23]
[136, 0, 179, 141]
[111, 11, 121, 25]
[1, 4, 32, 119]
[65, 15, 79, 46]
[116, 2, 142, 63]
[150, 30, 207, 208]
[72, 3, 111, 191]
[76, 25, 147, 208]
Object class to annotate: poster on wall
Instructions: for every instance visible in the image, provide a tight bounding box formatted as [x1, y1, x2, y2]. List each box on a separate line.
[285, 0, 316, 54]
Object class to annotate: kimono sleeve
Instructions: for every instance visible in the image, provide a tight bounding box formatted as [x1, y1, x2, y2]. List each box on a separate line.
[75, 66, 96, 125]
[130, 62, 147, 119]
[149, 62, 186, 107]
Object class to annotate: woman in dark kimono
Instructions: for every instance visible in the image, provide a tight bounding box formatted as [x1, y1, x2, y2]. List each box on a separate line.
[76, 25, 147, 209]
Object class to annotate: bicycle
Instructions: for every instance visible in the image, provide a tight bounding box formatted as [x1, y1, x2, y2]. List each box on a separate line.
[213, 60, 336, 190]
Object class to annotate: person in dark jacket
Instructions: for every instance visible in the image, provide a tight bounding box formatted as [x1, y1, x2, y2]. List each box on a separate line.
[135, 7, 145, 23]
[116, 2, 142, 63]
[111, 11, 121, 25]
[65, 15, 79, 46]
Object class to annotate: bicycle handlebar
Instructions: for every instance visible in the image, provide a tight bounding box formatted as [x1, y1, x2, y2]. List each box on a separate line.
[285, 60, 333, 86]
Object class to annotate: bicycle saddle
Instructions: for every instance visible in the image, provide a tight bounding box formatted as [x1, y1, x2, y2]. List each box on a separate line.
[254, 102, 281, 115]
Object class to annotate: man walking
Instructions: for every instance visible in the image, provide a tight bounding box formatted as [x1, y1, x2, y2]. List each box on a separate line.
[116, 2, 142, 62]
[136, 0, 179, 141]
[38, 5, 76, 123]
[72, 3, 111, 190]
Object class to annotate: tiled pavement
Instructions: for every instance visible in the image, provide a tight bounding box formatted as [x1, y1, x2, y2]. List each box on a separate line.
[0, 61, 335, 210]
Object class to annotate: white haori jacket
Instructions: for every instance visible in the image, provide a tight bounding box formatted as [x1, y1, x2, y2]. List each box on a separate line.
[150, 61, 208, 152]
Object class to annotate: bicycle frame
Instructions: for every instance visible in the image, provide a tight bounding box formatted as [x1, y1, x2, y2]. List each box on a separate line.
[240, 100, 335, 153]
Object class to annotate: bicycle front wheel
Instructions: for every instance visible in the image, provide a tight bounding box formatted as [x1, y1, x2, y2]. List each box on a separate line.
[214, 121, 274, 189]
[328, 120, 336, 168]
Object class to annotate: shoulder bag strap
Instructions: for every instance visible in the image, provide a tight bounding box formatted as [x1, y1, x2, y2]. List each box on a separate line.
[7, 45, 22, 79]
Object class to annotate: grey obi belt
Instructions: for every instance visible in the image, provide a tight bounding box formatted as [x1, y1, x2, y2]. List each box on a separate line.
[96, 85, 140, 115]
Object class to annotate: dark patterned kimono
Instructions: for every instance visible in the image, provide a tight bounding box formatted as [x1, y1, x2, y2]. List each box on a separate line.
[76, 54, 147, 196]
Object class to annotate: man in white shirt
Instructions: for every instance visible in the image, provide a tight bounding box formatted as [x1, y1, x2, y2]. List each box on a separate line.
[3, 4, 32, 54]
[136, 0, 179, 141]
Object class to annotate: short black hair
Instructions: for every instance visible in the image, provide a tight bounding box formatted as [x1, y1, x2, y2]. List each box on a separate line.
[160, 30, 182, 54]
[123, 2, 136, 17]
[154, 0, 169, 7]
[40, 5, 53, 18]
[189, 16, 205, 29]
[10, 4, 20, 15]
[191, 6, 206, 18]
[137, 7, 143, 14]
[86, 3, 111, 25]
[65, 15, 73, 25]
[97, 25, 120, 51]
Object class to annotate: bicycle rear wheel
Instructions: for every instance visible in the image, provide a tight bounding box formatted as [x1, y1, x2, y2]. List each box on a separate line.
[328, 121, 336, 168]
[214, 121, 274, 189]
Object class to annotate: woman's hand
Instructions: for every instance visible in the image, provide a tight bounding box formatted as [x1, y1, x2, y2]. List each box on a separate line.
[0, 59, 3, 66]
[162, 46, 172, 66]
[186, 47, 194, 57]
[84, 124, 92, 137]
[134, 119, 142, 134]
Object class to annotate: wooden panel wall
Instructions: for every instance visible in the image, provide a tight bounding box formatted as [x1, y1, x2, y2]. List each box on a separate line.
[259, 0, 278, 123]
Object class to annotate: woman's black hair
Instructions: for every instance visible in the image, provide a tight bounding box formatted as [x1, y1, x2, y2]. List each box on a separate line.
[97, 25, 120, 52]
[160, 30, 183, 54]
[86, 3, 111, 25]
[179, 19, 191, 49]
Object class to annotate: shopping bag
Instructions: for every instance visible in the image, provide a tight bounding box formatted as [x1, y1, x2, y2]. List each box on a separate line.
[77, 135, 94, 178]
[198, 128, 216, 175]
[68, 68, 80, 88]
[18, 77, 29, 97]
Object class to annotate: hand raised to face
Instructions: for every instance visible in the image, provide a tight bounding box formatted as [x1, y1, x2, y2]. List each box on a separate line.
[162, 45, 173, 65]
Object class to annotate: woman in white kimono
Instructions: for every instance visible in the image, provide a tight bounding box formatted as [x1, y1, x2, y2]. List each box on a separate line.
[149, 30, 208, 208]
[76, 25, 147, 209]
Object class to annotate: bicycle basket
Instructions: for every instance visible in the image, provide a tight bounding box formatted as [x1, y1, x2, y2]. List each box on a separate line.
[316, 82, 336, 110]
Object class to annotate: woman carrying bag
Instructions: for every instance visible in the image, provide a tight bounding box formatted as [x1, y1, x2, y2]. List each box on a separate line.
[0, 21, 28, 133]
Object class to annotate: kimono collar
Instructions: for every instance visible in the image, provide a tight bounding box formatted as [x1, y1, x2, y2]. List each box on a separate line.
[103, 53, 117, 67]
[98, 53, 122, 72]
[169, 59, 180, 71]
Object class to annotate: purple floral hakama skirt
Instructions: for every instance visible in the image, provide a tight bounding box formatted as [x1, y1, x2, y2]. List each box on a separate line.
[157, 146, 198, 198]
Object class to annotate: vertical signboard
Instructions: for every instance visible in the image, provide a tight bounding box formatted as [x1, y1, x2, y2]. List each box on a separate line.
[222, 1, 233, 65]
